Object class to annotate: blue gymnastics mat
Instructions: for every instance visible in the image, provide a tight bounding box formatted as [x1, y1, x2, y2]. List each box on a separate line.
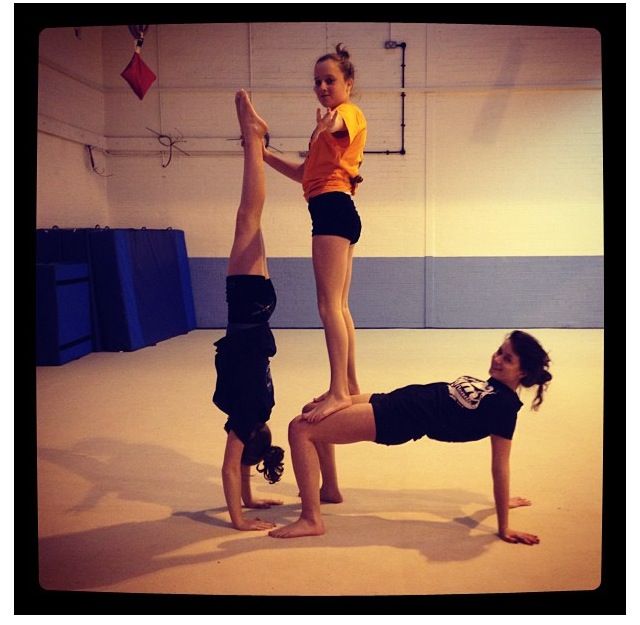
[36, 227, 196, 355]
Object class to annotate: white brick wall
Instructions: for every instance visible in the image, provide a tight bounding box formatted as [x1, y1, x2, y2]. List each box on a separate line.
[37, 22, 603, 257]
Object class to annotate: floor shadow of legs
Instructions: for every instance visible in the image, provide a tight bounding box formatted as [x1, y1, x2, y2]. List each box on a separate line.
[39, 439, 221, 513]
[178, 487, 502, 565]
[207, 507, 499, 567]
[38, 513, 240, 591]
[173, 503, 302, 529]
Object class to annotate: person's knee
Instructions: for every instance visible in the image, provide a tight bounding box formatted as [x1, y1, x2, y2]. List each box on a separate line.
[288, 416, 310, 444]
[317, 298, 342, 323]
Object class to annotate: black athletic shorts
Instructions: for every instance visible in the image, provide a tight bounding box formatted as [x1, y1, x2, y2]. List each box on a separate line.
[369, 384, 439, 446]
[308, 191, 362, 244]
[226, 275, 276, 324]
[213, 323, 276, 444]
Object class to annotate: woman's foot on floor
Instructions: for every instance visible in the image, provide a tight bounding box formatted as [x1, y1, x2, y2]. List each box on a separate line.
[297, 487, 344, 504]
[269, 517, 325, 538]
[320, 485, 343, 503]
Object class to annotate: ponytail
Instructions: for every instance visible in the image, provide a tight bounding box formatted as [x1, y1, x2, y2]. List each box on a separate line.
[316, 43, 355, 83]
[508, 330, 552, 410]
[240, 424, 285, 483]
[256, 445, 285, 484]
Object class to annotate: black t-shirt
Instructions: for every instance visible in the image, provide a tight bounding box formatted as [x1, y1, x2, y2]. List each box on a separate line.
[212, 323, 276, 444]
[427, 376, 522, 442]
[370, 375, 522, 444]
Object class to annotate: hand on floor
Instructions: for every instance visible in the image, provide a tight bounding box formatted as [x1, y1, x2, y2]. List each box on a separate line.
[244, 498, 283, 509]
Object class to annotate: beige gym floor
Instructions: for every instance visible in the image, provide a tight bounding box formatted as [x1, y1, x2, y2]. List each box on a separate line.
[36, 328, 603, 596]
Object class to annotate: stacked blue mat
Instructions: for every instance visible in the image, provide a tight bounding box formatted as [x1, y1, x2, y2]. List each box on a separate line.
[36, 227, 196, 365]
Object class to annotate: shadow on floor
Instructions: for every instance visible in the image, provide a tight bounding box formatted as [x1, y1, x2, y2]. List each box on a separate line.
[38, 438, 224, 513]
[38, 437, 512, 591]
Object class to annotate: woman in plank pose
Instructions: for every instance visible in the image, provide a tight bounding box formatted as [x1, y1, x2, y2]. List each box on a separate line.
[269, 330, 551, 545]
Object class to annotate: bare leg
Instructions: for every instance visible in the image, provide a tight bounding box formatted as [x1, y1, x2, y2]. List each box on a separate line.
[316, 442, 343, 503]
[342, 244, 360, 394]
[228, 90, 270, 277]
[310, 243, 359, 405]
[303, 393, 374, 503]
[303, 235, 354, 421]
[269, 403, 377, 538]
[294, 444, 344, 504]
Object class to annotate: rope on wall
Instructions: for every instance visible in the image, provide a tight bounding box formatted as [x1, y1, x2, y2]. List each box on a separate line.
[86, 145, 112, 177]
[145, 127, 191, 168]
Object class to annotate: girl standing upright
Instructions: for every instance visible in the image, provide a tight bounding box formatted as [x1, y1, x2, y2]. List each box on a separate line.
[263, 44, 367, 424]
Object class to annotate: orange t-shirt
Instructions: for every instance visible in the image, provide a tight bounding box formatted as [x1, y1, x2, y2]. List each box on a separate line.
[302, 101, 367, 201]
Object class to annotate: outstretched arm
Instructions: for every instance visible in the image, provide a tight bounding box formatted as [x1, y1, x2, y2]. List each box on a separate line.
[490, 434, 540, 545]
[263, 146, 306, 183]
[222, 431, 276, 531]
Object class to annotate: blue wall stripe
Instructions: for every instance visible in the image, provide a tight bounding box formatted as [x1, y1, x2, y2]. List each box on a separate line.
[189, 256, 603, 329]
[430, 256, 603, 328]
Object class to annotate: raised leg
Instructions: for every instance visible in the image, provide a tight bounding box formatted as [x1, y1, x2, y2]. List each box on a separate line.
[228, 90, 270, 277]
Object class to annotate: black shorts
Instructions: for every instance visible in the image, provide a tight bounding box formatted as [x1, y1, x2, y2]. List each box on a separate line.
[226, 275, 276, 324]
[212, 323, 276, 444]
[308, 191, 362, 244]
[369, 384, 439, 446]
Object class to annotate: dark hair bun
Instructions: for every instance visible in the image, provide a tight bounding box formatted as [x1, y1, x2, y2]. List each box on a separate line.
[335, 43, 349, 59]
[241, 424, 272, 466]
[257, 445, 285, 484]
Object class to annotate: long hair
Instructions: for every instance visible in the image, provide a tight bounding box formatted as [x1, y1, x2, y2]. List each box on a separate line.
[241, 424, 284, 484]
[508, 330, 552, 410]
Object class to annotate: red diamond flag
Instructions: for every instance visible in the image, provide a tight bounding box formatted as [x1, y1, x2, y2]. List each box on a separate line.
[121, 51, 157, 100]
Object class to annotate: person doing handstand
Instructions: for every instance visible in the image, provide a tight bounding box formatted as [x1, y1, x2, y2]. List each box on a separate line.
[269, 330, 551, 545]
[212, 90, 284, 531]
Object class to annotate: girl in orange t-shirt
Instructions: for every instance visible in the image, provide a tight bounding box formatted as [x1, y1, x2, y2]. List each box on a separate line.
[263, 44, 366, 502]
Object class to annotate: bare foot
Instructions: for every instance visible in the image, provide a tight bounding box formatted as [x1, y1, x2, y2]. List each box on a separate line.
[320, 486, 343, 503]
[296, 487, 344, 504]
[269, 517, 325, 538]
[302, 395, 352, 423]
[312, 386, 360, 404]
[302, 399, 319, 413]
[509, 496, 532, 508]
[235, 89, 269, 141]
[312, 390, 329, 403]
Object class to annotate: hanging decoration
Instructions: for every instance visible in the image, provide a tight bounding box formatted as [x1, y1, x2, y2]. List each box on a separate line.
[120, 25, 157, 100]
